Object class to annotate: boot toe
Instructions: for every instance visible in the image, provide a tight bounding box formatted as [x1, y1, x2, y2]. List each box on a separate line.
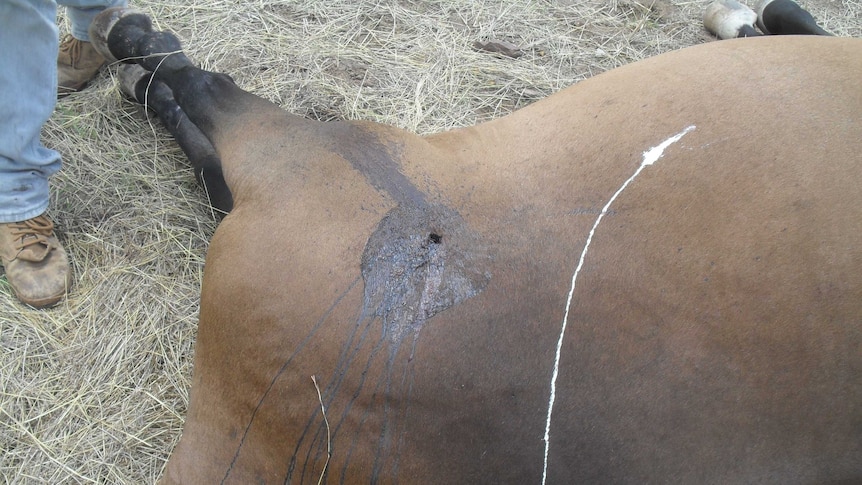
[5, 248, 72, 308]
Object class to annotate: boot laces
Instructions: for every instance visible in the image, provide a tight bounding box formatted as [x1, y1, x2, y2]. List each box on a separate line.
[10, 216, 56, 253]
[60, 35, 84, 69]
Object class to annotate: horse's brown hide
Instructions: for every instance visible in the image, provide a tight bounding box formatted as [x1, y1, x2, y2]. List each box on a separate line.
[163, 36, 861, 483]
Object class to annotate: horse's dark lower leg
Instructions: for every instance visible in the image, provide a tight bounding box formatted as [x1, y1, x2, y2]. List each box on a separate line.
[89, 8, 267, 138]
[120, 64, 233, 214]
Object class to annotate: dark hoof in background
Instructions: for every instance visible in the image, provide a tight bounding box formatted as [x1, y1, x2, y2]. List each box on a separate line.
[704, 0, 760, 39]
[755, 0, 833, 35]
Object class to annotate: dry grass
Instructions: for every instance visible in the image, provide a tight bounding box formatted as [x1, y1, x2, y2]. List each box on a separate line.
[1, 0, 860, 482]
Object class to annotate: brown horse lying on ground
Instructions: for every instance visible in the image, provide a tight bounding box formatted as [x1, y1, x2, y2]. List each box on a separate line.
[90, 4, 861, 484]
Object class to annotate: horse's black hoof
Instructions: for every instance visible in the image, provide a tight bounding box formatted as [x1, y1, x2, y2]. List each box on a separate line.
[756, 0, 782, 33]
[88, 7, 151, 62]
[755, 0, 832, 35]
[118, 64, 151, 102]
[704, 0, 760, 39]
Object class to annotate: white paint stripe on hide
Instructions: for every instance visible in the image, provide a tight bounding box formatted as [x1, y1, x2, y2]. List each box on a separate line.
[541, 125, 695, 484]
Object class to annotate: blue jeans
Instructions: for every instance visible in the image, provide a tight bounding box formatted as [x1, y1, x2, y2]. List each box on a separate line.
[0, 0, 127, 223]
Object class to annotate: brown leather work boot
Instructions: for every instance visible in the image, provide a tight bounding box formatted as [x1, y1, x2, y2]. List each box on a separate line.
[0, 215, 72, 308]
[57, 35, 107, 97]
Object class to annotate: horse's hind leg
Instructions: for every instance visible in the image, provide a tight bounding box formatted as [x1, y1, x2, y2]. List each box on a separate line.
[88, 8, 285, 147]
[119, 64, 233, 214]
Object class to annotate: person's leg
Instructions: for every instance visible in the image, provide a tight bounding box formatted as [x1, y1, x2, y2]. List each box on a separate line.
[0, 0, 73, 308]
[0, 0, 61, 223]
[63, 0, 129, 41]
[57, 0, 128, 95]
